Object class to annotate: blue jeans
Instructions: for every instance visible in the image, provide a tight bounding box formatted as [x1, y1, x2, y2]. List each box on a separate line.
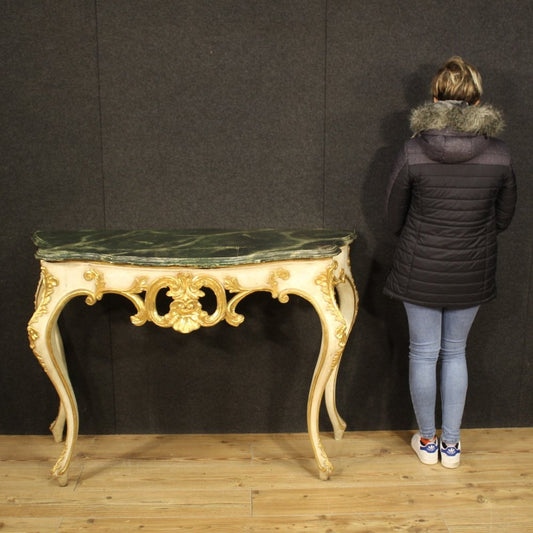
[403, 302, 480, 444]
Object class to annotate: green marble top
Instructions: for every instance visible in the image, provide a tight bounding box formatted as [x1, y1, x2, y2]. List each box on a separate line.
[33, 229, 355, 267]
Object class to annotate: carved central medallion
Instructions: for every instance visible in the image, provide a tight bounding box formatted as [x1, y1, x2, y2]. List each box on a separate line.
[145, 273, 227, 333]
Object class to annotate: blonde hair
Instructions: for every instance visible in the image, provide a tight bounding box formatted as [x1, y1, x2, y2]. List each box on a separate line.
[431, 56, 483, 105]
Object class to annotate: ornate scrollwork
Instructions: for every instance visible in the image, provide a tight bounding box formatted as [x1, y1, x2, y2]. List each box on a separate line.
[144, 273, 228, 333]
[316, 441, 334, 475]
[27, 327, 39, 351]
[224, 268, 291, 326]
[27, 267, 59, 374]
[82, 270, 238, 333]
[83, 270, 149, 327]
[30, 267, 59, 324]
[79, 267, 293, 334]
[51, 445, 69, 478]
[83, 269, 106, 304]
[315, 261, 348, 369]
[266, 268, 291, 301]
[125, 277, 149, 326]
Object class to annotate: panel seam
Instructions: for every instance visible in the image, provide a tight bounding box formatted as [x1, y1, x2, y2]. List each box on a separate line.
[322, 0, 328, 228]
[94, 0, 106, 230]
[94, 0, 117, 434]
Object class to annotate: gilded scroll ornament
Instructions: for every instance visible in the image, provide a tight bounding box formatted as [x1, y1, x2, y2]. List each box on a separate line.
[27, 326, 49, 374]
[316, 441, 334, 475]
[27, 267, 59, 374]
[27, 327, 39, 351]
[30, 267, 59, 324]
[81, 269, 237, 333]
[315, 261, 348, 369]
[51, 445, 69, 478]
[224, 268, 291, 325]
[144, 273, 228, 333]
[83, 269, 105, 304]
[125, 277, 149, 326]
[83, 270, 149, 326]
[267, 268, 291, 301]
[78, 267, 295, 334]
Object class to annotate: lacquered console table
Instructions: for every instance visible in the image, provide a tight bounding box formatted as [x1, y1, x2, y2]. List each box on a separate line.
[27, 229, 358, 485]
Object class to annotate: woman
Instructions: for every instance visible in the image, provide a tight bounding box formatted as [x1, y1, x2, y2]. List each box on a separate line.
[384, 57, 517, 468]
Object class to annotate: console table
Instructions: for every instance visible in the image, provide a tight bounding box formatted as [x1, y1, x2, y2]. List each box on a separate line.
[27, 229, 358, 485]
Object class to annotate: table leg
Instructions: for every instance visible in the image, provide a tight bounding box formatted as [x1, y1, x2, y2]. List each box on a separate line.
[49, 401, 66, 443]
[306, 261, 355, 480]
[28, 268, 79, 486]
[324, 274, 359, 440]
[49, 323, 67, 443]
[307, 332, 335, 479]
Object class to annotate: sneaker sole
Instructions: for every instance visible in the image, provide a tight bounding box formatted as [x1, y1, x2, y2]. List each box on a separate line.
[441, 455, 461, 468]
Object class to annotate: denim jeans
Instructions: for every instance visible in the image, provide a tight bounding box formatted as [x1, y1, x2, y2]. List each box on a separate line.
[403, 302, 480, 444]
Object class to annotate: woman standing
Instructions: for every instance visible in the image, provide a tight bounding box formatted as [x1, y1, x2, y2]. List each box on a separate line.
[384, 57, 517, 468]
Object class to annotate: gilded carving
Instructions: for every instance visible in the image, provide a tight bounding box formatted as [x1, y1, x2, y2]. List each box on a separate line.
[126, 276, 149, 295]
[27, 326, 48, 375]
[28, 267, 59, 375]
[316, 441, 334, 475]
[83, 269, 105, 304]
[224, 268, 291, 326]
[80, 269, 241, 334]
[27, 326, 39, 351]
[267, 268, 291, 301]
[83, 270, 149, 326]
[144, 273, 227, 333]
[123, 277, 149, 326]
[315, 261, 348, 369]
[52, 445, 69, 477]
[30, 267, 59, 324]
[121, 268, 292, 333]
[31, 350, 47, 375]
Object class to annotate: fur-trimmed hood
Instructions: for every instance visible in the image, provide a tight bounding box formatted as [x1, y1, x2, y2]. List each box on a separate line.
[409, 101, 505, 164]
[410, 101, 505, 137]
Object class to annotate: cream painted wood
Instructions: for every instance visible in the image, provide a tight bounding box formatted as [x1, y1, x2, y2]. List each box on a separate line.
[27, 245, 358, 485]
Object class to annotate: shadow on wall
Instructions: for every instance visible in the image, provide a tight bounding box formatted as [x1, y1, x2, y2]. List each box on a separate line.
[58, 288, 323, 434]
[361, 64, 435, 313]
[346, 64, 436, 430]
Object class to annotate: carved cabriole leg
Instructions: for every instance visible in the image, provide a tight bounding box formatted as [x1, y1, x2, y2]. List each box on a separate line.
[324, 250, 359, 441]
[307, 322, 335, 479]
[222, 256, 355, 480]
[299, 259, 349, 480]
[49, 323, 68, 442]
[27, 263, 79, 486]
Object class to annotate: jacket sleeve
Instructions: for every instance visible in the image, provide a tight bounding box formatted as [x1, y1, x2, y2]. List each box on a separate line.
[385, 143, 411, 236]
[495, 164, 517, 232]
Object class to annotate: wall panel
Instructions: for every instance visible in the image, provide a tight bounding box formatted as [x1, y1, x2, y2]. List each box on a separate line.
[1, 1, 531, 435]
[0, 2, 109, 433]
[96, 0, 327, 229]
[324, 0, 533, 430]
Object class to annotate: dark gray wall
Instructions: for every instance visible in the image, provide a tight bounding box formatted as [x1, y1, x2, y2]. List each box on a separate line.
[1, 1, 531, 435]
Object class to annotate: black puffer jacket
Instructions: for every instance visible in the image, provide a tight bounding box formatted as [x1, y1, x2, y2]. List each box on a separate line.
[384, 101, 517, 308]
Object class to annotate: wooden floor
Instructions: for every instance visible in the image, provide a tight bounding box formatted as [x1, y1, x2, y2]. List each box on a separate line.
[1, 428, 532, 532]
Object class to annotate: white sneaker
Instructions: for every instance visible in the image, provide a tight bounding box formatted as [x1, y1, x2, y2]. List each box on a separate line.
[411, 433, 439, 465]
[440, 440, 461, 468]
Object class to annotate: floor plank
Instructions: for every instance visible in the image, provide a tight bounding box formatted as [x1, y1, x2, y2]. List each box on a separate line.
[55, 514, 450, 532]
[1, 429, 532, 532]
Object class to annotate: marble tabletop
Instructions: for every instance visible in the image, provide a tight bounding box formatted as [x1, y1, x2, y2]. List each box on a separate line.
[33, 229, 356, 267]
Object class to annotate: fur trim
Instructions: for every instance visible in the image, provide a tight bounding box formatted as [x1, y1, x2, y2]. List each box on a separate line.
[410, 101, 505, 137]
